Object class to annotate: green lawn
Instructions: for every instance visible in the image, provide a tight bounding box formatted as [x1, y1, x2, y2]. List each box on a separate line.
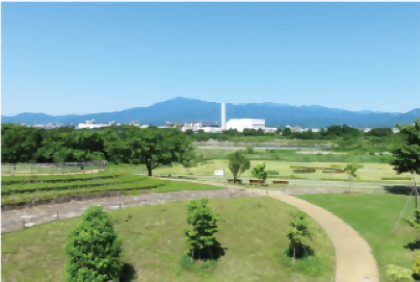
[2, 197, 335, 282]
[295, 193, 420, 282]
[151, 159, 418, 183]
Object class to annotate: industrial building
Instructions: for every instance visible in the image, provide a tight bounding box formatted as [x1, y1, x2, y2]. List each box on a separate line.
[226, 118, 265, 132]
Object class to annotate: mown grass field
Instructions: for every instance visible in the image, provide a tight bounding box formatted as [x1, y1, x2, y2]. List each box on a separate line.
[2, 197, 335, 282]
[295, 193, 420, 282]
[1, 170, 223, 206]
[151, 159, 418, 183]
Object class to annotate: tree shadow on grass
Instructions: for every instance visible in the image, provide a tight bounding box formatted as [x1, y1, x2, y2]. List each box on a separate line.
[190, 240, 228, 261]
[404, 240, 420, 251]
[120, 263, 136, 282]
[384, 186, 414, 195]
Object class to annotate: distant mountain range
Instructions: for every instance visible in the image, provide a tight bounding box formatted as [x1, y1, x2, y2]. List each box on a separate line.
[1, 97, 419, 128]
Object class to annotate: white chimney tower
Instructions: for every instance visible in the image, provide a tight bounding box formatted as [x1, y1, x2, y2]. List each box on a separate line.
[221, 103, 226, 129]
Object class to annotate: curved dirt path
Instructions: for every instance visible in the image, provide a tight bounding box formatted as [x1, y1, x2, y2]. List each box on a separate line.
[161, 178, 379, 282]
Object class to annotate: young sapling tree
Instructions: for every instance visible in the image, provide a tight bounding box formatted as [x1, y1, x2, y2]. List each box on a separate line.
[183, 198, 220, 264]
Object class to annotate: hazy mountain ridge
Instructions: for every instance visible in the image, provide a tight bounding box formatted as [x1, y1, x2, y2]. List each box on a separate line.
[1, 97, 419, 128]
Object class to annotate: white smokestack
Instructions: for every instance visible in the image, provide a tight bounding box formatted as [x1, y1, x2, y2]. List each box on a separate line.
[221, 103, 226, 130]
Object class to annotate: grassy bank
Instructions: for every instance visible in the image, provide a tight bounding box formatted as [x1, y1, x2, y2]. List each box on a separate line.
[1, 172, 223, 206]
[2, 197, 335, 282]
[295, 193, 420, 282]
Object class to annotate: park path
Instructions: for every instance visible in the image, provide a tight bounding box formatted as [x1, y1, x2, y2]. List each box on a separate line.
[159, 178, 380, 282]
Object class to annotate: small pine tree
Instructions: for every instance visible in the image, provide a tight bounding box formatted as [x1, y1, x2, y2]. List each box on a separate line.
[65, 206, 123, 282]
[183, 198, 220, 262]
[286, 210, 315, 260]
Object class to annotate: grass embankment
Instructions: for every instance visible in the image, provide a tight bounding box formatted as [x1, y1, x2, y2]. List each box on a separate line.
[152, 160, 418, 183]
[295, 193, 420, 282]
[1, 197, 335, 282]
[1, 172, 222, 206]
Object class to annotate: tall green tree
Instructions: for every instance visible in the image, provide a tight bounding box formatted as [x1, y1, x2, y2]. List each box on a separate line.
[390, 118, 420, 208]
[183, 198, 220, 262]
[227, 150, 250, 182]
[104, 127, 195, 176]
[65, 206, 123, 282]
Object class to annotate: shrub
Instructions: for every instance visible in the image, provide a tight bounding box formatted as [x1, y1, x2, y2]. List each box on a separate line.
[183, 198, 220, 262]
[65, 206, 123, 282]
[251, 163, 268, 182]
[385, 264, 413, 281]
[267, 170, 279, 175]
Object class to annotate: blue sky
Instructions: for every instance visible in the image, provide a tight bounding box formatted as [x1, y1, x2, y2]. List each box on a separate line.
[2, 2, 420, 116]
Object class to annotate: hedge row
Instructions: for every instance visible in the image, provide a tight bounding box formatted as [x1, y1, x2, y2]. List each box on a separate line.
[268, 175, 307, 180]
[322, 169, 345, 173]
[2, 173, 121, 185]
[289, 165, 325, 170]
[292, 169, 316, 174]
[2, 175, 129, 190]
[381, 177, 412, 180]
[2, 174, 143, 189]
[1, 176, 148, 196]
[1, 180, 169, 205]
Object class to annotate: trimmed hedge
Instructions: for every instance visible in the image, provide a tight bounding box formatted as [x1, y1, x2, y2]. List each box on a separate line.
[1, 181, 168, 206]
[2, 172, 120, 185]
[381, 177, 412, 180]
[1, 175, 147, 196]
[322, 169, 345, 173]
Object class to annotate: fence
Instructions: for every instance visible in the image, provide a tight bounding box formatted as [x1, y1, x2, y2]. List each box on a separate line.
[1, 160, 108, 176]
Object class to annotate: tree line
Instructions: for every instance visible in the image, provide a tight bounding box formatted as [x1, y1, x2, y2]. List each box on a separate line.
[1, 124, 195, 176]
[188, 124, 403, 141]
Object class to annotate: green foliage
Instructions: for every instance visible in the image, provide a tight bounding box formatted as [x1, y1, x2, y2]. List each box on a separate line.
[183, 198, 220, 258]
[227, 150, 250, 181]
[390, 119, 420, 177]
[267, 170, 279, 175]
[282, 128, 292, 136]
[406, 209, 420, 229]
[344, 161, 360, 180]
[385, 264, 413, 281]
[1, 125, 195, 177]
[244, 146, 255, 154]
[415, 254, 420, 275]
[251, 163, 268, 182]
[65, 206, 123, 282]
[286, 210, 315, 259]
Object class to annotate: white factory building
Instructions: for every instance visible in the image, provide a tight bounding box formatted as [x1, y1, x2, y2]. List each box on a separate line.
[221, 103, 277, 133]
[225, 118, 276, 133]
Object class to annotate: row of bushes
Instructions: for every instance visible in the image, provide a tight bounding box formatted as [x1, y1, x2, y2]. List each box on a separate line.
[381, 177, 412, 180]
[2, 174, 128, 188]
[1, 176, 149, 196]
[1, 180, 169, 205]
[1, 171, 120, 185]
